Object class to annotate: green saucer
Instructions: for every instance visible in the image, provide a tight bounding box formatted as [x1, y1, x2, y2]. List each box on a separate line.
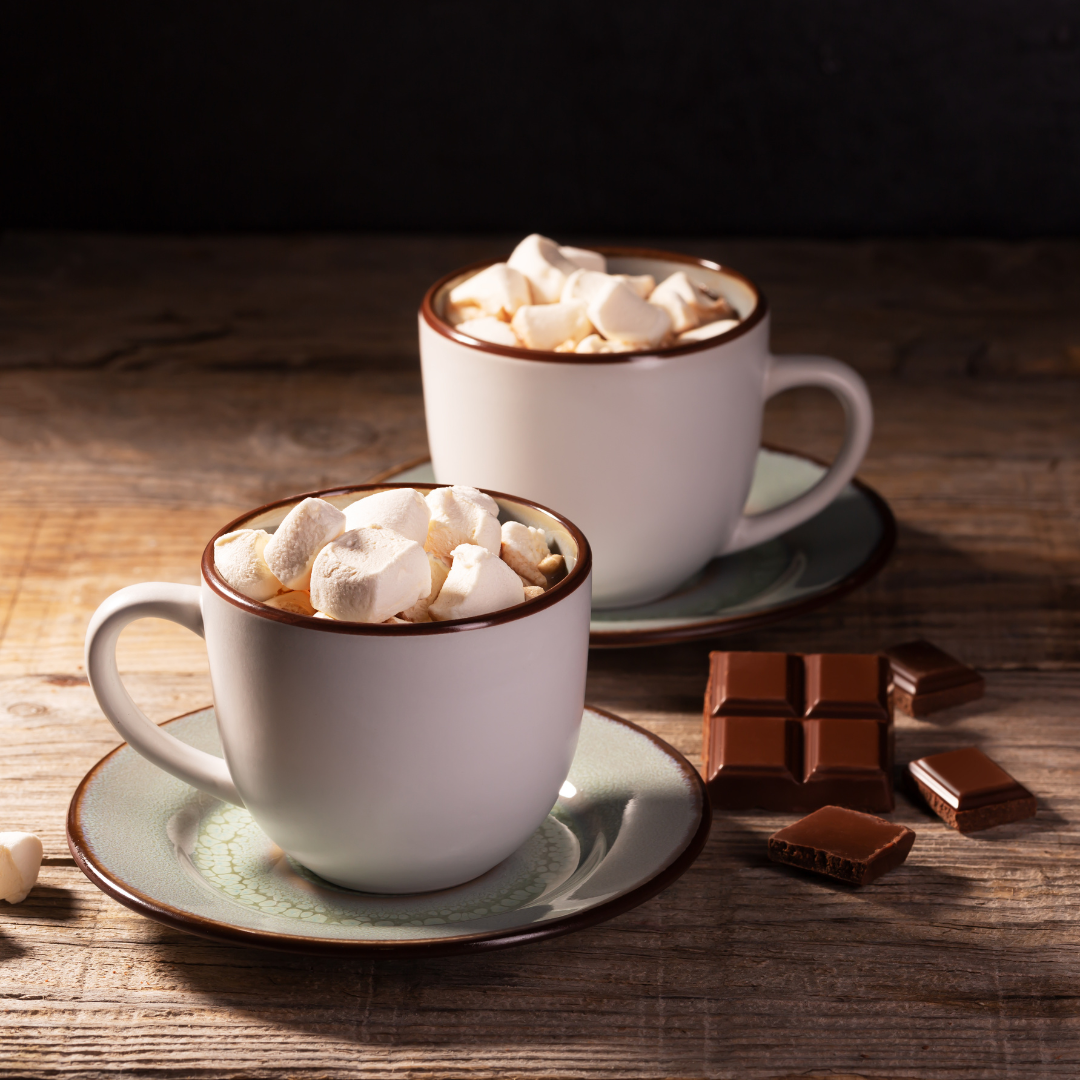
[68, 707, 710, 957]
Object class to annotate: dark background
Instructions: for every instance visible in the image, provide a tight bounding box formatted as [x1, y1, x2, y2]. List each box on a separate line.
[3, 0, 1079, 237]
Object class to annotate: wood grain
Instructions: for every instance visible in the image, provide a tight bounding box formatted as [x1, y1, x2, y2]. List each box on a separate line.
[1, 234, 1079, 1078]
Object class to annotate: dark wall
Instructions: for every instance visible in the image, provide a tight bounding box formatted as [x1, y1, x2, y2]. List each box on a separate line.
[3, 1, 1079, 236]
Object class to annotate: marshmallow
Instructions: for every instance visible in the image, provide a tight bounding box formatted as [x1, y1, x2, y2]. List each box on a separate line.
[310, 528, 430, 623]
[500, 520, 551, 587]
[676, 319, 741, 343]
[343, 488, 431, 545]
[523, 585, 545, 600]
[650, 271, 736, 334]
[398, 552, 451, 622]
[0, 832, 42, 904]
[447, 262, 532, 322]
[425, 486, 502, 560]
[263, 498, 347, 592]
[454, 317, 521, 348]
[213, 529, 283, 602]
[612, 273, 656, 299]
[559, 268, 612, 306]
[575, 333, 635, 354]
[264, 591, 316, 616]
[429, 544, 525, 621]
[511, 301, 593, 351]
[558, 245, 606, 273]
[507, 234, 578, 304]
[586, 279, 672, 347]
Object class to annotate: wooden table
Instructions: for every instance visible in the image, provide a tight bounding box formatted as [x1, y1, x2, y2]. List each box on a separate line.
[2, 234, 1079, 1078]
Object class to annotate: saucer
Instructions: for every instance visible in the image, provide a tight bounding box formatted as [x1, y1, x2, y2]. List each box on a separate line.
[68, 706, 710, 957]
[373, 446, 896, 647]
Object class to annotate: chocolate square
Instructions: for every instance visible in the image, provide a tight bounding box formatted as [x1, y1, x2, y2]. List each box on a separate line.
[802, 718, 893, 812]
[706, 715, 802, 810]
[908, 747, 1036, 832]
[803, 653, 890, 720]
[884, 640, 984, 717]
[707, 651, 802, 717]
[768, 806, 916, 885]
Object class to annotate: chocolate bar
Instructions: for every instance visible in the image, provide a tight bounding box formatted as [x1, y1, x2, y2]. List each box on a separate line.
[768, 806, 916, 885]
[908, 747, 1036, 832]
[883, 639, 984, 717]
[704, 652, 894, 812]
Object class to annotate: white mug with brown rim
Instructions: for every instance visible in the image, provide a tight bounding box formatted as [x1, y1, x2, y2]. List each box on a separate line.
[84, 483, 592, 895]
[419, 247, 874, 609]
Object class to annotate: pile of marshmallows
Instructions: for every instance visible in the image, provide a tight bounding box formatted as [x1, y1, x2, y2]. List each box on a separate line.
[214, 486, 566, 624]
[445, 233, 741, 354]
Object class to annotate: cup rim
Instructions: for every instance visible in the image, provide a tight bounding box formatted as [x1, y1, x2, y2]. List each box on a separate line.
[201, 482, 592, 634]
[420, 244, 769, 364]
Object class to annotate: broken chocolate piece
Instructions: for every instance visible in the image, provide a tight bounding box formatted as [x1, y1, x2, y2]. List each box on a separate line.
[704, 652, 894, 813]
[908, 746, 1036, 833]
[884, 639, 984, 717]
[768, 806, 916, 885]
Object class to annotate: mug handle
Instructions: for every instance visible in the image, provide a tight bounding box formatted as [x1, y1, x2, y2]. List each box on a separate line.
[720, 355, 874, 555]
[85, 582, 243, 807]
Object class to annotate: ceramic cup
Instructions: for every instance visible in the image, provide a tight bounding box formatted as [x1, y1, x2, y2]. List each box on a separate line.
[84, 483, 592, 894]
[419, 247, 874, 609]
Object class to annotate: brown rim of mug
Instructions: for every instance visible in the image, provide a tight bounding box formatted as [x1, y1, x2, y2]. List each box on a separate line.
[201, 482, 592, 634]
[66, 705, 712, 958]
[420, 245, 769, 364]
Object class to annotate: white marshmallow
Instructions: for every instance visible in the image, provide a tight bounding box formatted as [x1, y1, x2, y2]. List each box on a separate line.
[428, 544, 525, 621]
[507, 234, 578, 304]
[398, 552, 451, 622]
[511, 301, 593, 351]
[612, 273, 656, 299]
[500, 520, 551, 587]
[676, 319, 741, 343]
[263, 497, 347, 591]
[264, 591, 316, 616]
[586, 279, 672, 347]
[447, 262, 532, 322]
[310, 528, 430, 623]
[523, 585, 545, 600]
[0, 832, 42, 904]
[425, 486, 501, 560]
[575, 333, 635, 354]
[559, 268, 612, 306]
[558, 245, 606, 273]
[343, 488, 431, 545]
[213, 529, 283, 602]
[454, 317, 521, 348]
[650, 271, 737, 335]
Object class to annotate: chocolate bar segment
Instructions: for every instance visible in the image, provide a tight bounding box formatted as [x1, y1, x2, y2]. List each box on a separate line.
[908, 747, 1036, 833]
[884, 640, 984, 717]
[802, 717, 894, 812]
[703, 651, 894, 812]
[768, 806, 915, 885]
[803, 654, 890, 720]
[707, 651, 802, 717]
[707, 715, 802, 810]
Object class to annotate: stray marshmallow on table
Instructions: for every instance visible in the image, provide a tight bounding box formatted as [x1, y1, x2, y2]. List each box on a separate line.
[212, 485, 565, 625]
[447, 233, 742, 353]
[0, 832, 43, 904]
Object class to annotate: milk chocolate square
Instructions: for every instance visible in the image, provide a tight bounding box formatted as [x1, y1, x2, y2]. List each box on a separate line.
[707, 652, 802, 717]
[803, 654, 890, 720]
[884, 640, 984, 717]
[706, 714, 802, 810]
[908, 747, 1035, 832]
[802, 718, 893, 812]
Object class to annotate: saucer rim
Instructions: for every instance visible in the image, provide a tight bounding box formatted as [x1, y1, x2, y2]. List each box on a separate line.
[67, 705, 711, 958]
[370, 445, 897, 649]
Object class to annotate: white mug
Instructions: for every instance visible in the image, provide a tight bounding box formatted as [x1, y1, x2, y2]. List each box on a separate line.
[419, 248, 874, 609]
[85, 483, 592, 894]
